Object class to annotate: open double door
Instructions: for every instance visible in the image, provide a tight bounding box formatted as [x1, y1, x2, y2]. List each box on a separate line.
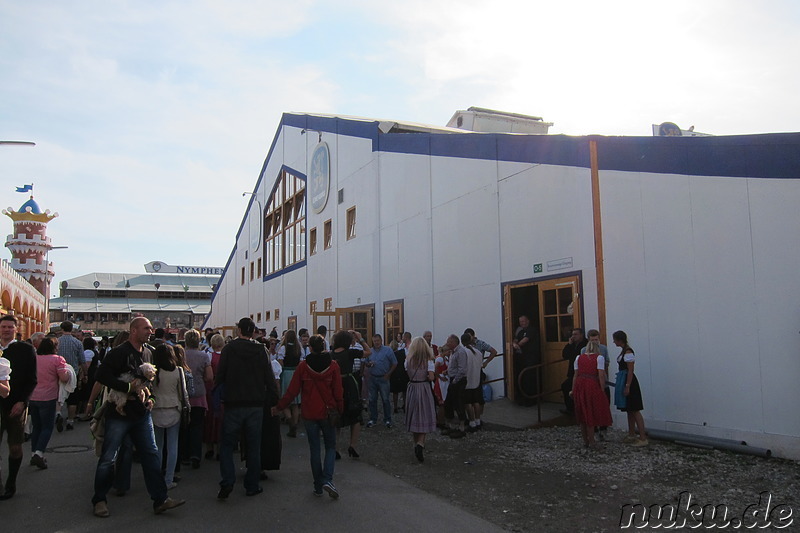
[313, 306, 375, 346]
[503, 274, 582, 403]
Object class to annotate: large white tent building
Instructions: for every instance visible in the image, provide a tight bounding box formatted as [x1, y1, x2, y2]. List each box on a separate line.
[204, 109, 800, 459]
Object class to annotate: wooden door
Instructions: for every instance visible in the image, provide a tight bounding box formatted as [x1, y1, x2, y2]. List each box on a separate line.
[312, 312, 336, 336]
[383, 300, 404, 348]
[537, 276, 581, 402]
[336, 306, 374, 347]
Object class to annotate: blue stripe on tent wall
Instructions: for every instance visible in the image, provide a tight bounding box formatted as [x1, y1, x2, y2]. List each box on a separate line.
[280, 113, 800, 179]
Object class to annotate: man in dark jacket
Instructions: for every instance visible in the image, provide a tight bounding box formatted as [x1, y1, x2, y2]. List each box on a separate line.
[0, 314, 37, 500]
[90, 316, 185, 518]
[215, 317, 271, 499]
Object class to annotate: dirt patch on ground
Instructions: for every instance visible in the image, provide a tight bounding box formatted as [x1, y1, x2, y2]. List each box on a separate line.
[358, 422, 799, 532]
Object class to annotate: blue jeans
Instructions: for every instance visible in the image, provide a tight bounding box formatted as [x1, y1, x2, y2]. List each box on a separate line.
[219, 406, 262, 492]
[368, 376, 391, 424]
[113, 435, 134, 493]
[29, 399, 57, 454]
[154, 421, 180, 484]
[304, 419, 336, 491]
[92, 412, 167, 505]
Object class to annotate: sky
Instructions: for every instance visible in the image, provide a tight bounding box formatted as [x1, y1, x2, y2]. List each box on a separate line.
[1, 0, 798, 298]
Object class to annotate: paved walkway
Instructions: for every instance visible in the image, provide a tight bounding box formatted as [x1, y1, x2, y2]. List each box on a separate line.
[1, 418, 506, 533]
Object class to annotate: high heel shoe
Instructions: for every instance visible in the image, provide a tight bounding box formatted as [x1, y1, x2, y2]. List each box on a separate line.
[347, 446, 360, 458]
[414, 444, 424, 463]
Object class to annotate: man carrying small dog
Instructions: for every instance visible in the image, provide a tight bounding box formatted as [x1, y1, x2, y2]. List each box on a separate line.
[90, 316, 185, 518]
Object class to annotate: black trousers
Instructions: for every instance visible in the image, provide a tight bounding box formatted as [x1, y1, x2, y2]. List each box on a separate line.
[443, 378, 468, 422]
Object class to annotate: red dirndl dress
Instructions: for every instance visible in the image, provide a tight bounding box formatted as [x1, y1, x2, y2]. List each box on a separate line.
[572, 353, 613, 427]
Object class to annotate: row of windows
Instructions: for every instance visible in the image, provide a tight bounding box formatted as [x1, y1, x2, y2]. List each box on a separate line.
[308, 207, 355, 256]
[248, 298, 334, 325]
[237, 163, 357, 285]
[240, 207, 356, 285]
[251, 309, 280, 323]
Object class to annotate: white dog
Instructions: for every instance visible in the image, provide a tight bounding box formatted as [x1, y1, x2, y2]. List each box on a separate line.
[106, 362, 157, 415]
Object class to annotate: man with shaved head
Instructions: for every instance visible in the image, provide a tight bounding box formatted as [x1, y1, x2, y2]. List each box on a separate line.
[91, 317, 185, 518]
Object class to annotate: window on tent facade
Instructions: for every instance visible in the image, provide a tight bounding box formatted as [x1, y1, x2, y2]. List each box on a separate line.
[309, 227, 317, 255]
[263, 168, 307, 276]
[324, 219, 332, 250]
[346, 207, 356, 240]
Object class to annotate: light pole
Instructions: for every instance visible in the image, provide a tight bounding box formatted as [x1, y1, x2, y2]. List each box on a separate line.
[47, 246, 69, 325]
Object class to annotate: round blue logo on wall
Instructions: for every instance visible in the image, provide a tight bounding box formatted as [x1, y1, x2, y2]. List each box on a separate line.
[309, 142, 330, 214]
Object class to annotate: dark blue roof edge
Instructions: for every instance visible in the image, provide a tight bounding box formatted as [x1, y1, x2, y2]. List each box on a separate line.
[282, 114, 800, 179]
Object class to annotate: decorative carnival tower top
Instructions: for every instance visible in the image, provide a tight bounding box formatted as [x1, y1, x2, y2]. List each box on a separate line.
[3, 190, 58, 297]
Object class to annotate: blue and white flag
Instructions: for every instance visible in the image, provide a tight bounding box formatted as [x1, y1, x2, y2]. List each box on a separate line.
[15, 184, 33, 193]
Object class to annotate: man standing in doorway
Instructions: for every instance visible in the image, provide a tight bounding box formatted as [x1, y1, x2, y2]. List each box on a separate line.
[560, 328, 588, 414]
[0, 315, 37, 500]
[91, 316, 185, 517]
[512, 315, 540, 406]
[365, 334, 396, 429]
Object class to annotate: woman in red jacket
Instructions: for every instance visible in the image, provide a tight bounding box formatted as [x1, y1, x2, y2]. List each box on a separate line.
[275, 335, 343, 498]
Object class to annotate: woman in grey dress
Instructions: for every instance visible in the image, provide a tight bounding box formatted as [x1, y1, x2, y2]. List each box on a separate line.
[404, 337, 436, 463]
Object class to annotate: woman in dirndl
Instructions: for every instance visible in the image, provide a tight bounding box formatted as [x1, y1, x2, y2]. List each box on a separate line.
[613, 330, 647, 446]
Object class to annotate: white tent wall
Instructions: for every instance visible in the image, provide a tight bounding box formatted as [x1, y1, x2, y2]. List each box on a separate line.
[749, 178, 800, 440]
[602, 169, 800, 457]
[203, 114, 800, 458]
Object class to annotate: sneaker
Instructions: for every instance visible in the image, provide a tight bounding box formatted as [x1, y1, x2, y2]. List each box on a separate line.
[632, 438, 649, 447]
[622, 434, 638, 444]
[322, 482, 339, 499]
[31, 455, 48, 470]
[366, 420, 375, 428]
[93, 501, 110, 518]
[56, 414, 64, 433]
[66, 422, 74, 431]
[166, 482, 178, 490]
[154, 497, 186, 514]
[385, 421, 392, 429]
[313, 488, 323, 497]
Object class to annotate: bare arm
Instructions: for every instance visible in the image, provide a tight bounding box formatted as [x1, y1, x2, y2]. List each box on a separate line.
[598, 368, 607, 390]
[624, 358, 634, 396]
[483, 346, 498, 368]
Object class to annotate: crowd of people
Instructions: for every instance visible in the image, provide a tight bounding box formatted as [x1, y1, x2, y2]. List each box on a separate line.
[0, 312, 647, 518]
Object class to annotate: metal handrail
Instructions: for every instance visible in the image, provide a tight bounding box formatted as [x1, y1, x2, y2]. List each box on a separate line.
[517, 358, 568, 423]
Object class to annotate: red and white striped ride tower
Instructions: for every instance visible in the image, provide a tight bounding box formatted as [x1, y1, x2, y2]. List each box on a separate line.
[2, 195, 58, 334]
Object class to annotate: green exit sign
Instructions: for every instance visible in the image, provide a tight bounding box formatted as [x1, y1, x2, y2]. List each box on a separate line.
[533, 263, 543, 273]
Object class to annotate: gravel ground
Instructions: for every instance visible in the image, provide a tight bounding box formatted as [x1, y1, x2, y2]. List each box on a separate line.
[357, 421, 800, 532]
